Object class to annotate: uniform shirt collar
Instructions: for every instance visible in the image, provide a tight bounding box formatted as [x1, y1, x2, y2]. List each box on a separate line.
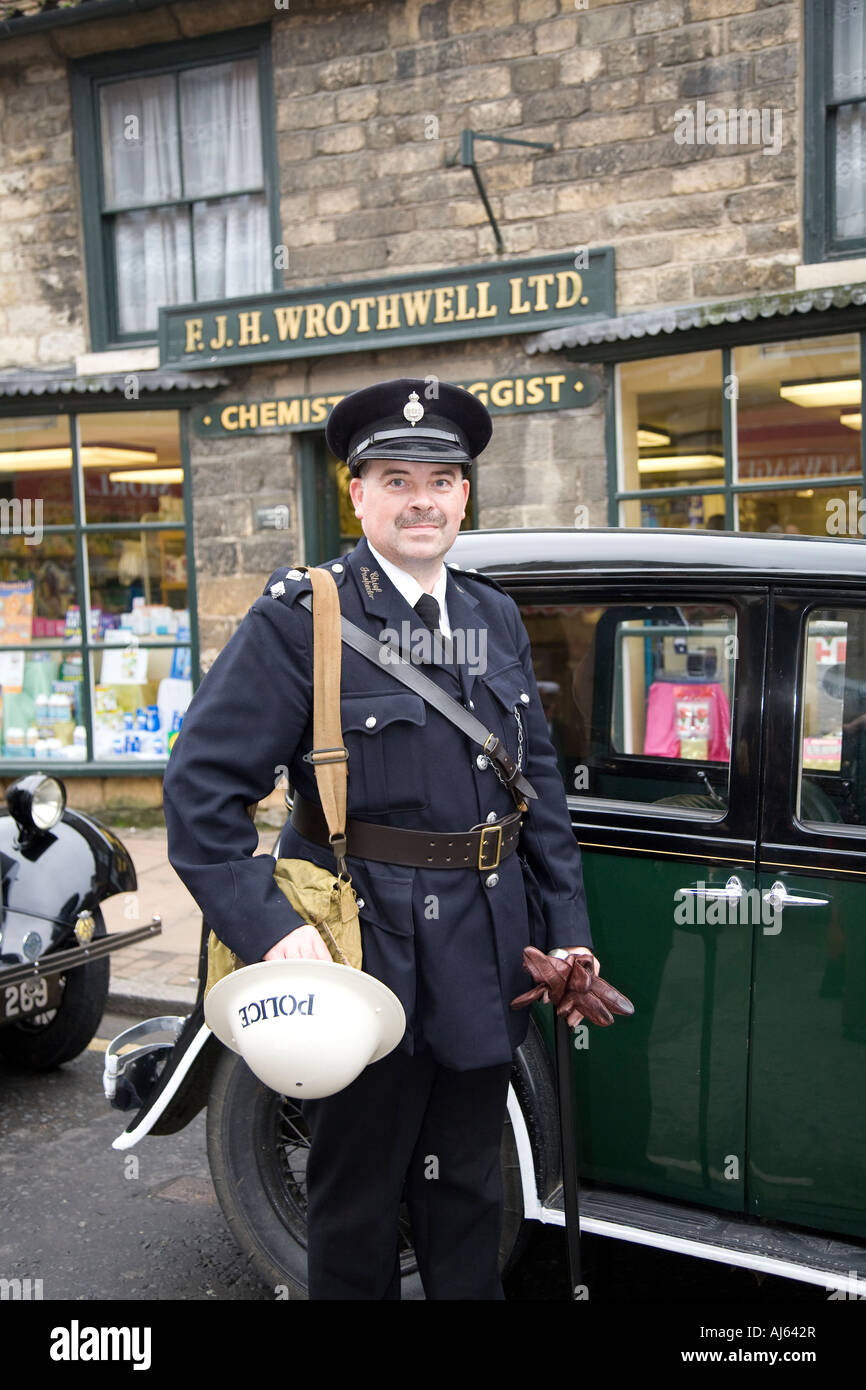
[366, 540, 451, 637]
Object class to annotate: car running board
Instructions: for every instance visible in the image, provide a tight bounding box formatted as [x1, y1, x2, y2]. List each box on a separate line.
[539, 1184, 866, 1296]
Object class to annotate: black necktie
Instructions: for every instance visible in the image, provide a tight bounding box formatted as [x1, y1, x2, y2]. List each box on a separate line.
[414, 593, 441, 631]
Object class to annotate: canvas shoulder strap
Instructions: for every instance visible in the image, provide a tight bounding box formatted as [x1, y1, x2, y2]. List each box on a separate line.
[305, 567, 349, 866]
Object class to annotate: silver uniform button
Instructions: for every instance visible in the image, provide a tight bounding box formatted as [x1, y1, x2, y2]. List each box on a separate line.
[356, 898, 365, 910]
[468, 699, 475, 710]
[331, 563, 344, 573]
[520, 692, 530, 704]
[485, 873, 499, 889]
[486, 812, 498, 824]
[476, 754, 489, 770]
[365, 715, 377, 728]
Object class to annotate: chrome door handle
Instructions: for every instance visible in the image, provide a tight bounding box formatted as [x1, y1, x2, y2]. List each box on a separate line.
[762, 880, 830, 910]
[677, 875, 744, 901]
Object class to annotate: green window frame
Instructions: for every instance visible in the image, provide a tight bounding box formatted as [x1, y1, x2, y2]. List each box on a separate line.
[70, 24, 282, 352]
[804, 0, 866, 263]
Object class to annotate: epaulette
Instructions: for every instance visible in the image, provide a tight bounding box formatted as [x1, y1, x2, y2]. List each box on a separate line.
[263, 559, 349, 604]
[447, 561, 511, 598]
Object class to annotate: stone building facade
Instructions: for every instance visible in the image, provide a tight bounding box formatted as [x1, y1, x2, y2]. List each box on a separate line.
[0, 0, 864, 801]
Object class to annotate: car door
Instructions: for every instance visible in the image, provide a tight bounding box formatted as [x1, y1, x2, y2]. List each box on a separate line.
[749, 591, 866, 1241]
[514, 579, 768, 1214]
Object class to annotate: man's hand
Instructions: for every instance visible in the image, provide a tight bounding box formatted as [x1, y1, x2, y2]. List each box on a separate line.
[263, 924, 332, 962]
[556, 946, 600, 978]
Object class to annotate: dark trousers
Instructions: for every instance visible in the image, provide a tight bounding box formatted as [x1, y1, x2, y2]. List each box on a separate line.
[303, 1049, 512, 1300]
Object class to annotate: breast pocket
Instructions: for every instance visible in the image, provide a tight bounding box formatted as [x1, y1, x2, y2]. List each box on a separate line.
[479, 663, 530, 763]
[341, 691, 428, 813]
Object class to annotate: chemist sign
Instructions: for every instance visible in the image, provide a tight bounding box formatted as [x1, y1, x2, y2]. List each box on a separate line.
[160, 251, 614, 369]
[193, 371, 602, 436]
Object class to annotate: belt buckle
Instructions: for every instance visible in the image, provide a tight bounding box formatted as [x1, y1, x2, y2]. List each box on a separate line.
[477, 823, 502, 871]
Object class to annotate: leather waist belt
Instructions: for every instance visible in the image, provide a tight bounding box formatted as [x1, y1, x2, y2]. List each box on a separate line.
[290, 792, 523, 871]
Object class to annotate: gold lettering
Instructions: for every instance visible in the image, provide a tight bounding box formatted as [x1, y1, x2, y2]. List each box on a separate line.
[526, 376, 545, 405]
[490, 379, 513, 408]
[259, 402, 276, 427]
[278, 399, 301, 425]
[274, 306, 305, 341]
[221, 406, 238, 429]
[324, 300, 351, 335]
[376, 294, 401, 331]
[301, 397, 311, 423]
[400, 288, 433, 327]
[555, 270, 581, 309]
[350, 296, 377, 333]
[476, 281, 496, 318]
[526, 273, 556, 312]
[311, 396, 328, 423]
[209, 315, 228, 351]
[237, 404, 257, 429]
[433, 286, 455, 323]
[454, 284, 477, 322]
[514, 377, 525, 406]
[509, 277, 531, 315]
[238, 311, 262, 347]
[184, 318, 204, 353]
[305, 303, 327, 338]
[466, 381, 489, 405]
[545, 374, 566, 403]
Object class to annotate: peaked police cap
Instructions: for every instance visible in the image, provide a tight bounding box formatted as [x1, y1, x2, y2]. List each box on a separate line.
[325, 377, 493, 477]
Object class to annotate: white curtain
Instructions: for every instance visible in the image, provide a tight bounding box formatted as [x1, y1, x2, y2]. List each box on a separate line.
[99, 58, 270, 333]
[832, 0, 866, 240]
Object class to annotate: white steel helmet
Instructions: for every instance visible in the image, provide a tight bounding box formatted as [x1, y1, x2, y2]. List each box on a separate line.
[204, 960, 406, 1098]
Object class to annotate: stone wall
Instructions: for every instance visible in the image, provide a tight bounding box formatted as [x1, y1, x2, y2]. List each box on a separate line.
[0, 0, 801, 368]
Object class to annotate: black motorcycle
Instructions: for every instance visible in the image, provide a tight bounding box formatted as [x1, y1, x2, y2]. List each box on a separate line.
[0, 772, 161, 1070]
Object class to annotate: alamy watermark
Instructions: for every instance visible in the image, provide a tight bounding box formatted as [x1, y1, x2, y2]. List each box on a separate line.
[378, 622, 488, 676]
[0, 497, 42, 545]
[673, 100, 783, 156]
[674, 883, 782, 935]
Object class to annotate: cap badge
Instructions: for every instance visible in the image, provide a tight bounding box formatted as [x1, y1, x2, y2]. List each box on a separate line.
[403, 390, 424, 427]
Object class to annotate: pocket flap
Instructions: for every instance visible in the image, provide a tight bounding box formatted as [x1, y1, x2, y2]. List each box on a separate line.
[341, 691, 427, 735]
[482, 663, 528, 712]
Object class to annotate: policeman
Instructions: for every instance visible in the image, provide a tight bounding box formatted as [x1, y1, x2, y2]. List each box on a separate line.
[162, 377, 596, 1300]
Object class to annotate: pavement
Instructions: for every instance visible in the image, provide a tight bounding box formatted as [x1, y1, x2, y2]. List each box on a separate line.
[101, 817, 283, 1017]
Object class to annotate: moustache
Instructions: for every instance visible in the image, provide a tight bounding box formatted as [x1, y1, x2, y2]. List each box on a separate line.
[397, 513, 445, 528]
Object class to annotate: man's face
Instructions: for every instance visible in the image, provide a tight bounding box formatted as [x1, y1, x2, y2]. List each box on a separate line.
[349, 458, 470, 571]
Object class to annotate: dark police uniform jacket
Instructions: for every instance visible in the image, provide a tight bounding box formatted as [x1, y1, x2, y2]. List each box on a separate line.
[162, 535, 593, 1071]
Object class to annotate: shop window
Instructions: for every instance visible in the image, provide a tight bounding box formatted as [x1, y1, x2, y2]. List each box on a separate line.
[518, 598, 736, 813]
[618, 350, 726, 530]
[71, 28, 278, 348]
[805, 0, 866, 261]
[0, 412, 193, 768]
[733, 335, 862, 536]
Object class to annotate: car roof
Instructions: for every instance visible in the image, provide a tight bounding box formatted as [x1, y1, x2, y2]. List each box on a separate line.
[446, 527, 866, 584]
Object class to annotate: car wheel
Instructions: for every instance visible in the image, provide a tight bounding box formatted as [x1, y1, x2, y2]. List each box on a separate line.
[0, 910, 110, 1071]
[205, 1046, 527, 1299]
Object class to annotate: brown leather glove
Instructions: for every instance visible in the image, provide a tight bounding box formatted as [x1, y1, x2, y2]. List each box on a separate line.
[511, 946, 635, 1028]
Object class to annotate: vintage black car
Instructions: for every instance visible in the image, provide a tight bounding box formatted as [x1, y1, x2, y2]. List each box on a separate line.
[0, 773, 160, 1069]
[106, 528, 866, 1298]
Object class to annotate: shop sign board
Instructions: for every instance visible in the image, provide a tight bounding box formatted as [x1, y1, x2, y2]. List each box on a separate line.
[161, 251, 615, 369]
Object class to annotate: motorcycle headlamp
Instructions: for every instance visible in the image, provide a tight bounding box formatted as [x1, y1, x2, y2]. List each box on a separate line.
[5, 773, 67, 835]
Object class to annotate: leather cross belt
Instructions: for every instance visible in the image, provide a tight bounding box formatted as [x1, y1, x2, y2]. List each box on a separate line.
[290, 791, 523, 871]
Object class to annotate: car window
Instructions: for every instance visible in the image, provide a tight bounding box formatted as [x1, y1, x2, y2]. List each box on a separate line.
[798, 607, 866, 830]
[520, 599, 737, 815]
